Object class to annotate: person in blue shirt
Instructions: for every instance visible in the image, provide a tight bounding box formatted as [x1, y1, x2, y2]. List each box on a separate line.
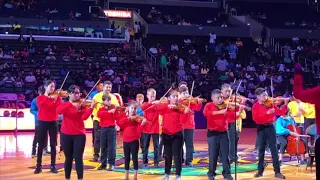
[276, 109, 308, 165]
[31, 86, 50, 158]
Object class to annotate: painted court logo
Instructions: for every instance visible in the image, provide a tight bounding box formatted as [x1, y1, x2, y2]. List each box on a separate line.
[29, 148, 291, 176]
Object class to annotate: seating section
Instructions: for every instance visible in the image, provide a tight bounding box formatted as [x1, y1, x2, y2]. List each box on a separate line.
[228, 1, 320, 28]
[109, 2, 229, 26]
[0, 39, 157, 105]
[1, 0, 95, 20]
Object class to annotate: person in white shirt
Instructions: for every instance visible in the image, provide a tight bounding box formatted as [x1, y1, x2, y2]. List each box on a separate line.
[25, 72, 37, 83]
[149, 47, 158, 54]
[178, 58, 184, 69]
[209, 31, 216, 44]
[177, 67, 186, 80]
[278, 64, 285, 72]
[104, 66, 114, 76]
[171, 44, 179, 51]
[246, 63, 256, 71]
[84, 78, 95, 88]
[215, 57, 228, 71]
[184, 38, 191, 46]
[258, 73, 266, 82]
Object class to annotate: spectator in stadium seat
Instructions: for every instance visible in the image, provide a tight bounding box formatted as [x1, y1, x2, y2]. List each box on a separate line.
[26, 34, 35, 45]
[1, 73, 15, 85]
[215, 56, 228, 72]
[15, 77, 24, 87]
[95, 25, 103, 38]
[85, 26, 94, 38]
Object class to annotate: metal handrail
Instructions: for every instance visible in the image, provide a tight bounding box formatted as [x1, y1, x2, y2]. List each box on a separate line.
[298, 55, 315, 73]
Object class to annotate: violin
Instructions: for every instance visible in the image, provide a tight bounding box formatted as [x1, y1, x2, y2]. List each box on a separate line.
[49, 89, 68, 98]
[182, 96, 207, 104]
[128, 114, 146, 124]
[230, 94, 254, 103]
[263, 96, 290, 107]
[216, 102, 227, 110]
[73, 99, 98, 108]
[105, 104, 127, 113]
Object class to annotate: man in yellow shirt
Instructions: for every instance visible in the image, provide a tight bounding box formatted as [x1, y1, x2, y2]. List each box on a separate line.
[287, 98, 307, 133]
[92, 81, 119, 163]
[236, 109, 246, 149]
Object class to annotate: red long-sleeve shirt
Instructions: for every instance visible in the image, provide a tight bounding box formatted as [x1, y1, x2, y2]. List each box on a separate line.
[117, 116, 143, 142]
[252, 102, 287, 125]
[226, 107, 240, 123]
[179, 100, 202, 129]
[57, 102, 93, 135]
[140, 102, 160, 134]
[294, 74, 320, 134]
[97, 107, 118, 128]
[203, 102, 228, 131]
[155, 103, 184, 135]
[37, 95, 62, 121]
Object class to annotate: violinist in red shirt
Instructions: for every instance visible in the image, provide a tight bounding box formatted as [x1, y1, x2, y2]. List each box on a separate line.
[57, 85, 96, 180]
[221, 83, 241, 163]
[97, 95, 119, 171]
[252, 88, 287, 179]
[140, 88, 161, 168]
[117, 101, 147, 180]
[153, 89, 186, 180]
[34, 80, 62, 174]
[203, 89, 232, 180]
[179, 86, 203, 167]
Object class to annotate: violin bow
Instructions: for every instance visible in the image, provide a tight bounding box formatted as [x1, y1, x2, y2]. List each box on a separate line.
[58, 71, 70, 92]
[271, 77, 275, 109]
[80, 79, 101, 106]
[188, 81, 195, 108]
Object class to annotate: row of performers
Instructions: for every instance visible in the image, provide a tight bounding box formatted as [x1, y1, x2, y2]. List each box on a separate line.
[31, 80, 316, 180]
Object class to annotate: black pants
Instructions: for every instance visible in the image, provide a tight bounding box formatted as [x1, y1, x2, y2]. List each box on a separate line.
[207, 130, 231, 178]
[228, 122, 238, 162]
[163, 131, 184, 176]
[100, 126, 116, 166]
[142, 133, 160, 164]
[32, 126, 48, 154]
[61, 133, 86, 179]
[123, 140, 139, 170]
[57, 123, 62, 150]
[93, 120, 101, 157]
[36, 121, 57, 166]
[255, 132, 269, 150]
[315, 137, 320, 180]
[256, 124, 280, 174]
[140, 136, 144, 153]
[181, 129, 194, 164]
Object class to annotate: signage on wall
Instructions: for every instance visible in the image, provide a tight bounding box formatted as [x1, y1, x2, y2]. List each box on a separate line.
[103, 10, 132, 19]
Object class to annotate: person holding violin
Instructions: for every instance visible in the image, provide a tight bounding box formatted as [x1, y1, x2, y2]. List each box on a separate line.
[293, 63, 320, 179]
[153, 89, 186, 180]
[96, 95, 120, 170]
[140, 88, 161, 168]
[117, 101, 148, 180]
[179, 86, 203, 167]
[31, 85, 50, 158]
[252, 87, 288, 179]
[56, 85, 96, 180]
[34, 80, 62, 174]
[92, 81, 120, 163]
[221, 83, 244, 163]
[203, 89, 233, 180]
[275, 108, 308, 166]
[136, 93, 145, 153]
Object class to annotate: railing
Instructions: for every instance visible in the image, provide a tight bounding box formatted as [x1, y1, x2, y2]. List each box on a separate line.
[297, 56, 315, 74]
[144, 49, 179, 87]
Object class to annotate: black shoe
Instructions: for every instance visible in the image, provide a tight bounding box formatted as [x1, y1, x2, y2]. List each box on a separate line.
[93, 155, 99, 162]
[154, 163, 159, 168]
[107, 164, 114, 171]
[98, 164, 106, 170]
[224, 175, 233, 180]
[50, 165, 58, 173]
[34, 166, 42, 174]
[254, 173, 263, 178]
[186, 162, 193, 167]
[275, 173, 285, 179]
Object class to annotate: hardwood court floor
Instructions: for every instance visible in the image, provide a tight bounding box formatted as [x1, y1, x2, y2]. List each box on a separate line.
[0, 129, 315, 180]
